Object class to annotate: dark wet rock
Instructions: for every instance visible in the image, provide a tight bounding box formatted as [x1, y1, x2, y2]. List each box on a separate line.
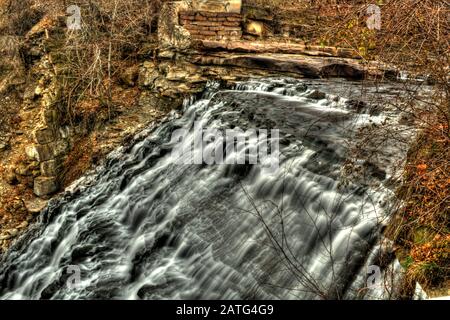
[321, 63, 365, 80]
[306, 90, 326, 100]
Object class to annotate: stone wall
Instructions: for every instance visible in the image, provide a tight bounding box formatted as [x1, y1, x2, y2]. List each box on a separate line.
[179, 11, 242, 40]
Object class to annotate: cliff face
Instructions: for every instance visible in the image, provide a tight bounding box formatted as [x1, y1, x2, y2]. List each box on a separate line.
[0, 3, 161, 251]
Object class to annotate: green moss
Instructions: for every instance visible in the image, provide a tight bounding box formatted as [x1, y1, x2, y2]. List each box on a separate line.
[413, 227, 435, 244]
[400, 255, 414, 270]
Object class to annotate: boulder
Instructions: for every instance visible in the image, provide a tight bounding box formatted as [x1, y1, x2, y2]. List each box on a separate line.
[306, 90, 326, 100]
[320, 63, 365, 79]
[25, 145, 38, 160]
[40, 159, 61, 177]
[33, 176, 59, 197]
[346, 99, 367, 113]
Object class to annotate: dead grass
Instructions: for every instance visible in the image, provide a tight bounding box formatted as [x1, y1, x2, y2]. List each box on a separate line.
[389, 120, 450, 296]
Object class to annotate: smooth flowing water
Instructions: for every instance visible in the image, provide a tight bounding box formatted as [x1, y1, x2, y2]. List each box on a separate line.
[0, 78, 415, 299]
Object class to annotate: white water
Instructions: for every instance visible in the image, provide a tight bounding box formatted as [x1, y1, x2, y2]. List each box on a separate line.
[0, 78, 416, 299]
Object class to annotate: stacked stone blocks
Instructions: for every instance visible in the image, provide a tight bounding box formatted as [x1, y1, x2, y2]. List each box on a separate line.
[180, 11, 242, 40]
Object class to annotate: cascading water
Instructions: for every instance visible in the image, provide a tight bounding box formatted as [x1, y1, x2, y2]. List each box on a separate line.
[0, 78, 415, 300]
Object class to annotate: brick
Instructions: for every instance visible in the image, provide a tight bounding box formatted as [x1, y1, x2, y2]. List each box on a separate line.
[188, 30, 202, 35]
[41, 108, 59, 124]
[218, 30, 242, 37]
[192, 21, 221, 26]
[180, 14, 195, 20]
[223, 21, 241, 27]
[208, 26, 226, 31]
[200, 12, 218, 18]
[185, 25, 202, 30]
[209, 17, 226, 22]
[33, 139, 69, 162]
[222, 27, 242, 31]
[199, 30, 217, 36]
[217, 12, 241, 18]
[193, 35, 208, 40]
[195, 14, 207, 21]
[33, 144, 53, 162]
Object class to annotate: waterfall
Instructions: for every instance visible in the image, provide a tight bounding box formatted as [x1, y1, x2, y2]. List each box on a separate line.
[0, 78, 414, 300]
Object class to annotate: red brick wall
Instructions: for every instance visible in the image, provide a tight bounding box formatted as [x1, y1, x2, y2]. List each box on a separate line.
[179, 11, 242, 40]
